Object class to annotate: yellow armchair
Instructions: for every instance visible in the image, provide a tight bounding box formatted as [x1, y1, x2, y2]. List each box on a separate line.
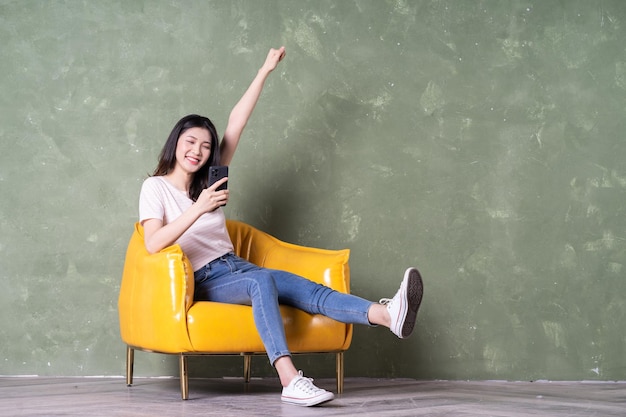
[118, 220, 353, 399]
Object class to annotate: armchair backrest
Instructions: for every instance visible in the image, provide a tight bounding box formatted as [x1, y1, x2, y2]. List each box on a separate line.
[227, 220, 351, 293]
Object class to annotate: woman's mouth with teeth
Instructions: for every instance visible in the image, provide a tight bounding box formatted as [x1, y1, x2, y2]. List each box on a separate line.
[186, 156, 200, 165]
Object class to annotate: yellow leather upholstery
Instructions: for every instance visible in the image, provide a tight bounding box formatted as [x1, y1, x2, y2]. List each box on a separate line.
[118, 220, 353, 399]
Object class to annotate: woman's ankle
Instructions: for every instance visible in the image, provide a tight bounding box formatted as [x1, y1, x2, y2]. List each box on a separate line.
[274, 356, 299, 387]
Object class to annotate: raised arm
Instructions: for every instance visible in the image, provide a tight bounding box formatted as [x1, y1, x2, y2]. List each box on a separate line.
[219, 46, 286, 166]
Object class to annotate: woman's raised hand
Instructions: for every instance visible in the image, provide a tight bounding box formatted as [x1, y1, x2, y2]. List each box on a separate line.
[261, 46, 286, 73]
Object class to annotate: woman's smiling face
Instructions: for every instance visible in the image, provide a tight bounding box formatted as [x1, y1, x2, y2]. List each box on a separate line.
[174, 127, 212, 174]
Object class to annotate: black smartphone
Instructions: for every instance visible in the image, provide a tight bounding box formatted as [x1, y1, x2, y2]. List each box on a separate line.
[208, 165, 228, 191]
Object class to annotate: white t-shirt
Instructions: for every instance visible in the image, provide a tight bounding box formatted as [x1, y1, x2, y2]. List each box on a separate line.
[139, 176, 234, 271]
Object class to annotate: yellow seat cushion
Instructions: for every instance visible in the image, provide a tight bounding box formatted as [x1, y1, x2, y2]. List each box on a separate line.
[187, 303, 351, 353]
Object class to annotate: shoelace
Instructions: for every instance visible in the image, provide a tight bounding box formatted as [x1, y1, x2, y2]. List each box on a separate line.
[293, 375, 322, 394]
[380, 283, 403, 306]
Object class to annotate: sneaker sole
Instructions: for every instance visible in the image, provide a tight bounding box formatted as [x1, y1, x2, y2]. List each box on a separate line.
[399, 267, 423, 338]
[281, 392, 334, 407]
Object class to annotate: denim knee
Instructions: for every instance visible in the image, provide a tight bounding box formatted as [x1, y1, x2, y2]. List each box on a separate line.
[244, 271, 278, 299]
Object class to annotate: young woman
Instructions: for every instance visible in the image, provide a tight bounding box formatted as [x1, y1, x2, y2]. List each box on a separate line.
[139, 47, 423, 407]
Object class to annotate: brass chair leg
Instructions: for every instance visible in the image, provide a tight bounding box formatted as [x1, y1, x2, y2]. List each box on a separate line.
[179, 354, 189, 400]
[336, 352, 344, 394]
[126, 346, 134, 387]
[243, 354, 252, 383]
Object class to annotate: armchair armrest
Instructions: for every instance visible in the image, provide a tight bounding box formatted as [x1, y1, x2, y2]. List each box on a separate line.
[118, 222, 195, 353]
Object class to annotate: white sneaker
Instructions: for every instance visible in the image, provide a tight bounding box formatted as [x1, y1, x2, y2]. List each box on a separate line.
[380, 267, 423, 338]
[281, 371, 334, 407]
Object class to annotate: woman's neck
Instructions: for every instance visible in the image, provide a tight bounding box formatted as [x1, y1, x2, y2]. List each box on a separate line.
[164, 171, 192, 194]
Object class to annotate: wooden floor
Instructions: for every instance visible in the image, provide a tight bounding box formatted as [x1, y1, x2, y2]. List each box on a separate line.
[1, 376, 624, 416]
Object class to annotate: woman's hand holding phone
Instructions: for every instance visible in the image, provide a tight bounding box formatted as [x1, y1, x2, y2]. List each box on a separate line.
[197, 176, 229, 212]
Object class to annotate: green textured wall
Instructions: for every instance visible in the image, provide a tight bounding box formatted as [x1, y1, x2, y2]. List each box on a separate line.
[1, 0, 625, 381]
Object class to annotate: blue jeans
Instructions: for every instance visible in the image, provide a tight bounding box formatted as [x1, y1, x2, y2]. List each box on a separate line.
[193, 253, 374, 365]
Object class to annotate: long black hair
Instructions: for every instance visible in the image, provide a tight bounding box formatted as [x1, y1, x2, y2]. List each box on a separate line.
[153, 114, 220, 201]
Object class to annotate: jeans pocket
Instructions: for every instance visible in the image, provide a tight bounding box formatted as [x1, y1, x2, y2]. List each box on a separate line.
[194, 264, 210, 284]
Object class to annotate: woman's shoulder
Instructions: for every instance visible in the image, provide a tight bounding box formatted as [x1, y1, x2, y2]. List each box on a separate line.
[141, 176, 190, 203]
[142, 175, 161, 183]
[140, 176, 168, 193]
